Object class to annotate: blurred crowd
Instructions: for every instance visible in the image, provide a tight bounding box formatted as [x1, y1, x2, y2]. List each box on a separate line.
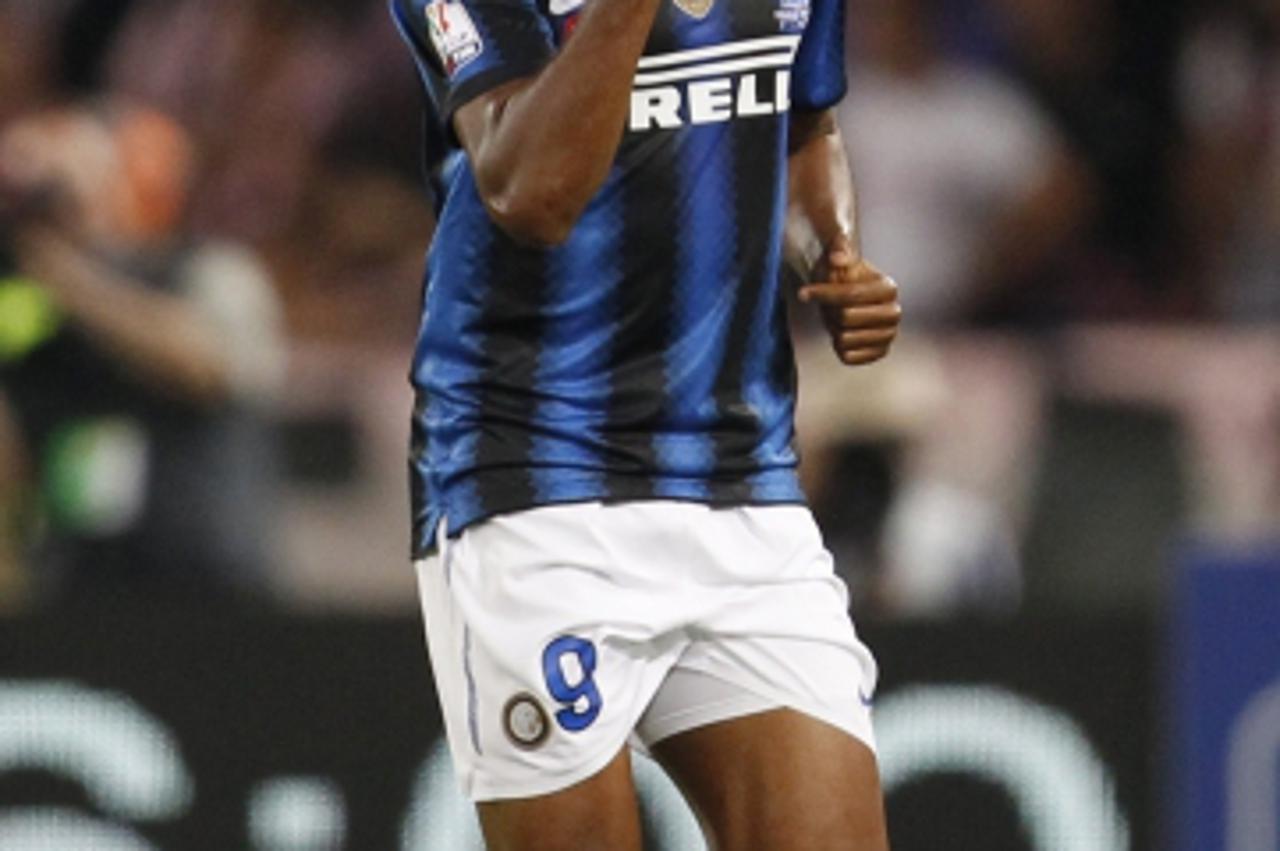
[800, 0, 1280, 617]
[0, 0, 1276, 618]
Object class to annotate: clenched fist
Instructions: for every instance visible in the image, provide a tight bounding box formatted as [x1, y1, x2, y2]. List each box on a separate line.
[798, 234, 901, 366]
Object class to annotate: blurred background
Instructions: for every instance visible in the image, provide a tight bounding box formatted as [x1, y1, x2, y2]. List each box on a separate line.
[0, 0, 1276, 848]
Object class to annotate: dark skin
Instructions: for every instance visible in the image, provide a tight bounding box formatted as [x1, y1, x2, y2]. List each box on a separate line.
[452, 11, 897, 850]
[788, 108, 900, 366]
[653, 709, 890, 851]
[453, 0, 665, 246]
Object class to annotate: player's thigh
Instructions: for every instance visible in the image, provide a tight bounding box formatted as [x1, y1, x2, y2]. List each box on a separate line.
[477, 747, 643, 851]
[652, 707, 889, 851]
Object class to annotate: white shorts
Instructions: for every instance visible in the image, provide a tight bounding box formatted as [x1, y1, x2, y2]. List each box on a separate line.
[414, 501, 879, 802]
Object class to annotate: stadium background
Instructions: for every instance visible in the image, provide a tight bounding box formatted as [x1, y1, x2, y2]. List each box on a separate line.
[0, 0, 1277, 848]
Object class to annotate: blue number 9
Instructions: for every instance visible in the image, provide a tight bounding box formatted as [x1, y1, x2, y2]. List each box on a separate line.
[542, 636, 603, 732]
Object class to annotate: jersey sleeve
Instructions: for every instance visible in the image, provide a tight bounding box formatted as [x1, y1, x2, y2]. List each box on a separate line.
[390, 0, 555, 126]
[790, 0, 847, 112]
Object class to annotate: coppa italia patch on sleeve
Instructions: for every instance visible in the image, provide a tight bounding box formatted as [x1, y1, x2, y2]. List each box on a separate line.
[424, 0, 484, 76]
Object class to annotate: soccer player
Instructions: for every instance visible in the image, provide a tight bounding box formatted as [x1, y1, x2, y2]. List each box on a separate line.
[392, 0, 900, 846]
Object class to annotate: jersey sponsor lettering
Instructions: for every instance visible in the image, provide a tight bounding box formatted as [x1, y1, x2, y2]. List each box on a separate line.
[630, 70, 792, 130]
[629, 36, 799, 131]
[424, 0, 484, 76]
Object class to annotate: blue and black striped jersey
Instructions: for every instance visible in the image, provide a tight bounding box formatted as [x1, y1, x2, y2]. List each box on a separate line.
[392, 0, 846, 557]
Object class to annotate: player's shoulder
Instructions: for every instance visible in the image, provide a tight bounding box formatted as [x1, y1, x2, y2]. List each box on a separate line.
[390, 0, 418, 27]
[390, 0, 429, 54]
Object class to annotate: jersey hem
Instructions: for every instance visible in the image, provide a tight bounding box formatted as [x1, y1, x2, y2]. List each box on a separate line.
[411, 488, 808, 559]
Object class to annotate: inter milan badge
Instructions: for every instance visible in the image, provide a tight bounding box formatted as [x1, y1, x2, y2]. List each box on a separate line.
[503, 694, 551, 749]
[673, 0, 715, 20]
[424, 0, 484, 77]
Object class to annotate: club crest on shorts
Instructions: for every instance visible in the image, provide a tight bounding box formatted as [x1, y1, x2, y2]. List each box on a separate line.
[672, 0, 715, 20]
[503, 693, 551, 749]
[424, 0, 484, 77]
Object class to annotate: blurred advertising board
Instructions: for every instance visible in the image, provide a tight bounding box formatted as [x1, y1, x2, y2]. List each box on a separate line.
[1174, 546, 1280, 851]
[0, 602, 1154, 849]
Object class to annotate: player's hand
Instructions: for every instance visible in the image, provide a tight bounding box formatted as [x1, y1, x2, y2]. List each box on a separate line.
[798, 234, 901, 366]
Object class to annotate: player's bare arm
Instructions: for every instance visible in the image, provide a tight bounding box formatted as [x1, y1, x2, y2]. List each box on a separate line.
[453, 0, 662, 246]
[787, 108, 901, 366]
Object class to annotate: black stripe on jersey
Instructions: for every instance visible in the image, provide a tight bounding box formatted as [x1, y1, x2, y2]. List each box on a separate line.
[604, 140, 681, 485]
[410, 390, 431, 556]
[708, 13, 791, 474]
[470, 230, 549, 515]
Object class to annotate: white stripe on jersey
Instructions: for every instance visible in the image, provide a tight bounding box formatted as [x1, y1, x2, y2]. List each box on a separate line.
[634, 52, 797, 86]
[635, 35, 801, 71]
